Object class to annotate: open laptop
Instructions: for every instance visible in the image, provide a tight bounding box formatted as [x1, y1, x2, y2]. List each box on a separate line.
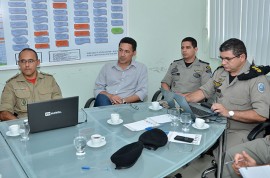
[173, 94, 215, 120]
[27, 96, 79, 133]
[160, 88, 215, 121]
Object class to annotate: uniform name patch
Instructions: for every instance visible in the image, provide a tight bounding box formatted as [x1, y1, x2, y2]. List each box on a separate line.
[193, 73, 201, 78]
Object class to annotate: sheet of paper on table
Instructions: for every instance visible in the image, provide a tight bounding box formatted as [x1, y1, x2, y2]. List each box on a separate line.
[124, 114, 172, 131]
[167, 131, 202, 145]
[239, 165, 270, 178]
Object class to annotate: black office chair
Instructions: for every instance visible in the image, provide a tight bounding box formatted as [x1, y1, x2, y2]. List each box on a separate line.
[247, 119, 270, 141]
[84, 97, 96, 108]
[201, 117, 270, 178]
[152, 89, 163, 102]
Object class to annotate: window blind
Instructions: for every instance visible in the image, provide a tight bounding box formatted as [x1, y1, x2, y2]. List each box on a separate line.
[209, 0, 270, 65]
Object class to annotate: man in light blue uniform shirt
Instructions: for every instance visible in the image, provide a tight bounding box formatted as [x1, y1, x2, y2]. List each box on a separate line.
[161, 37, 212, 95]
[185, 38, 270, 177]
[94, 37, 148, 106]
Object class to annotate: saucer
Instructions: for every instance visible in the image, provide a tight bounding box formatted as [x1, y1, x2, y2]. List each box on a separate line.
[149, 105, 162, 111]
[192, 123, 210, 130]
[6, 129, 22, 137]
[107, 119, 123, 125]
[87, 140, 106, 148]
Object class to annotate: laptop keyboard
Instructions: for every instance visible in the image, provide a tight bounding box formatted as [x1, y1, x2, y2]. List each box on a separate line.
[189, 105, 212, 116]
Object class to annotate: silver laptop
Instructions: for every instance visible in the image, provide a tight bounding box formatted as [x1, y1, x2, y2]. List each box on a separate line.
[160, 88, 215, 120]
[27, 96, 79, 133]
[173, 94, 215, 120]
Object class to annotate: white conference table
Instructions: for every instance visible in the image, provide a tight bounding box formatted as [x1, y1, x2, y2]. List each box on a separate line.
[0, 102, 226, 178]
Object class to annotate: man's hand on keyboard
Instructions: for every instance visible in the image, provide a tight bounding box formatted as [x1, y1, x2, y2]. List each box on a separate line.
[211, 103, 229, 117]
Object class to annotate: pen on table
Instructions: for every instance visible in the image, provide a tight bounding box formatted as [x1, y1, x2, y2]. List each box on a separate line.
[225, 159, 244, 165]
[81, 166, 110, 171]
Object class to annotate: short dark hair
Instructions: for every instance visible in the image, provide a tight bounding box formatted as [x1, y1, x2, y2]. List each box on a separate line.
[182, 37, 197, 48]
[119, 37, 137, 51]
[19, 48, 38, 60]
[219, 38, 247, 58]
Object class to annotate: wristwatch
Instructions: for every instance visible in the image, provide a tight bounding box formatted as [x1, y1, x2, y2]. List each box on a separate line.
[228, 111, 235, 118]
[122, 99, 127, 104]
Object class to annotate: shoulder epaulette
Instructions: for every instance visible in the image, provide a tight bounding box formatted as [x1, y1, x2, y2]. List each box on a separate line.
[170, 59, 182, 65]
[40, 71, 53, 76]
[199, 60, 210, 65]
[212, 65, 224, 75]
[173, 59, 182, 62]
[6, 73, 20, 83]
[238, 65, 270, 81]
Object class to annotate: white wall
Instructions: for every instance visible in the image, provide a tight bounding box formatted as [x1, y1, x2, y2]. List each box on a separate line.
[1, 0, 217, 108]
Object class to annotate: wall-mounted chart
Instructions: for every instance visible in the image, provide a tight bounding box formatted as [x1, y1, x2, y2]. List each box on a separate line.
[0, 0, 127, 69]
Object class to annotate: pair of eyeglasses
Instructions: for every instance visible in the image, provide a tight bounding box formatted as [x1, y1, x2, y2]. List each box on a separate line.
[18, 59, 37, 64]
[218, 55, 240, 62]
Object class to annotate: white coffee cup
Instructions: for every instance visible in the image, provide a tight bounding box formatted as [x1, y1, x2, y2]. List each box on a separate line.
[91, 134, 105, 145]
[152, 101, 160, 109]
[195, 118, 205, 128]
[111, 113, 120, 123]
[9, 124, 20, 135]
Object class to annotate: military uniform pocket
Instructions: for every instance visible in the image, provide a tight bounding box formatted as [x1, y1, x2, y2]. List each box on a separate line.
[38, 87, 53, 100]
[189, 74, 201, 83]
[14, 89, 30, 109]
[172, 73, 180, 81]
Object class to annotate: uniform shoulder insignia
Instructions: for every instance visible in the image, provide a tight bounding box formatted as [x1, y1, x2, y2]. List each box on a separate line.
[40, 72, 53, 76]
[6, 73, 20, 83]
[199, 60, 210, 65]
[173, 59, 182, 62]
[237, 65, 270, 81]
[205, 65, 212, 73]
[212, 66, 224, 75]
